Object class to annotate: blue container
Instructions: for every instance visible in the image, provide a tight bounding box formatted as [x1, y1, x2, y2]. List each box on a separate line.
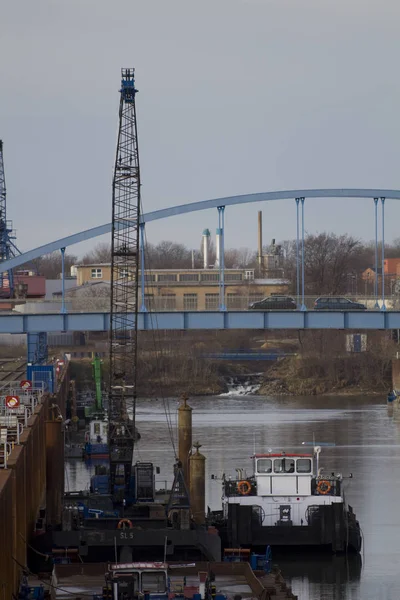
[27, 364, 55, 393]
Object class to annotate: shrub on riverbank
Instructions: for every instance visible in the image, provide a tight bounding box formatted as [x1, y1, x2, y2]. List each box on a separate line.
[259, 330, 393, 395]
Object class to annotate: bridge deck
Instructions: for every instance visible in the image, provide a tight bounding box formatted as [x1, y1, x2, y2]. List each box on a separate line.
[0, 310, 399, 333]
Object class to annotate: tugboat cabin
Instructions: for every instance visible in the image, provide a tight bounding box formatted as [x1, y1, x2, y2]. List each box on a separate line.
[105, 562, 168, 600]
[253, 453, 313, 496]
[219, 448, 361, 552]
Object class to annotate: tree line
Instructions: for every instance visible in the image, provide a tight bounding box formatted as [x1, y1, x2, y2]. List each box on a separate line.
[19, 233, 400, 296]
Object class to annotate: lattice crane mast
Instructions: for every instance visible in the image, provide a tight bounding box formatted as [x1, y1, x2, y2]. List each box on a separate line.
[108, 68, 141, 499]
[0, 141, 19, 298]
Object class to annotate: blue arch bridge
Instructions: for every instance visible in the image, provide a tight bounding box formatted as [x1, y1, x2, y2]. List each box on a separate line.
[0, 189, 399, 363]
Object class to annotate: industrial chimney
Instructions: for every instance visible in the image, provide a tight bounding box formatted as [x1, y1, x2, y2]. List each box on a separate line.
[258, 211, 263, 273]
[202, 229, 210, 269]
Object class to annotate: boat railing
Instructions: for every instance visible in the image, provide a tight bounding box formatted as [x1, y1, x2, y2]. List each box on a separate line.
[0, 403, 31, 427]
[0, 409, 24, 445]
[0, 382, 45, 412]
[0, 437, 12, 469]
[311, 476, 342, 497]
[155, 479, 173, 492]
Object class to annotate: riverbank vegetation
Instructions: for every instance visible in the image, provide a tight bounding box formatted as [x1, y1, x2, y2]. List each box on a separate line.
[65, 329, 395, 398]
[259, 330, 393, 396]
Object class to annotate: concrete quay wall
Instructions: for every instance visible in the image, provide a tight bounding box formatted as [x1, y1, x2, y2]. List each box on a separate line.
[0, 364, 69, 597]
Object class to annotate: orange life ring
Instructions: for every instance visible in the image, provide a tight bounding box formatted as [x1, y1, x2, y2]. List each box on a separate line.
[316, 480, 332, 495]
[237, 480, 252, 495]
[117, 518, 133, 529]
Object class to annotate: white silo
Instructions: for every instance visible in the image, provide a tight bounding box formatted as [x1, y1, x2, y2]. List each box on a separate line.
[202, 229, 211, 269]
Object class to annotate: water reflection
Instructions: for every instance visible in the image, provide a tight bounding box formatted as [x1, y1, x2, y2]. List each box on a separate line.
[276, 551, 362, 583]
[66, 394, 400, 600]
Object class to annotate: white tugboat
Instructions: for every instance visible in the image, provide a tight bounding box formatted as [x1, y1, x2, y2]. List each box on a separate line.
[213, 446, 361, 553]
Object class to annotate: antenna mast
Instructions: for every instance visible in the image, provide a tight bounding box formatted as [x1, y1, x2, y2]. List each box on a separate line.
[108, 68, 141, 498]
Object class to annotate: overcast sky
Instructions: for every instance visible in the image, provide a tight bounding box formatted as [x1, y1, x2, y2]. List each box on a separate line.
[1, 0, 400, 258]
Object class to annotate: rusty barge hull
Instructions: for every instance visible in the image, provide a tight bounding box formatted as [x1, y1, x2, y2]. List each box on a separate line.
[0, 365, 69, 598]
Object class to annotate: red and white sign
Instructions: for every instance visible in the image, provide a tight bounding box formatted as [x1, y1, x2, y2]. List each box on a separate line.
[20, 380, 32, 390]
[6, 395, 20, 409]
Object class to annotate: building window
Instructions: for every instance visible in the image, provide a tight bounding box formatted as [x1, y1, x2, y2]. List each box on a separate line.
[245, 270, 255, 280]
[158, 274, 177, 282]
[161, 294, 176, 309]
[205, 293, 219, 310]
[144, 273, 156, 282]
[179, 273, 200, 282]
[225, 273, 243, 281]
[184, 294, 198, 310]
[91, 268, 102, 279]
[201, 273, 219, 282]
[227, 293, 241, 309]
[119, 269, 129, 278]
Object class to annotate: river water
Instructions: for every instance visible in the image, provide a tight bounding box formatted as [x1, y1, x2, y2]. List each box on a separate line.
[66, 394, 400, 600]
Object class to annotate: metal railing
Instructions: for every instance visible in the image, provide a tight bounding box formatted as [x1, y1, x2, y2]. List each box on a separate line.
[7, 295, 400, 313]
[0, 382, 45, 413]
[0, 440, 12, 469]
[0, 412, 22, 444]
[0, 382, 45, 468]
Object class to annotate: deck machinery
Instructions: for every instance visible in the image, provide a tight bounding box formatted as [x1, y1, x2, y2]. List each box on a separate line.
[108, 68, 141, 501]
[47, 69, 221, 565]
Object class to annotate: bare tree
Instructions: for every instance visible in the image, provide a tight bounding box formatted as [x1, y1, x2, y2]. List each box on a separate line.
[20, 251, 78, 279]
[68, 282, 110, 311]
[144, 241, 192, 269]
[81, 243, 111, 264]
[283, 233, 362, 295]
[224, 247, 257, 269]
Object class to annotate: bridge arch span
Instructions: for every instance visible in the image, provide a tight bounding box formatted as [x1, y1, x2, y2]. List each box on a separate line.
[4, 188, 400, 272]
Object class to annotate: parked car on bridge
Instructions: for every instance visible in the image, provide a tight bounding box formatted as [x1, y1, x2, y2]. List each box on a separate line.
[314, 297, 366, 310]
[249, 295, 297, 310]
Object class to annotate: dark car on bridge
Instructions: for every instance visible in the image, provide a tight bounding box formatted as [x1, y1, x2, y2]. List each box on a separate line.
[249, 295, 297, 310]
[314, 297, 366, 310]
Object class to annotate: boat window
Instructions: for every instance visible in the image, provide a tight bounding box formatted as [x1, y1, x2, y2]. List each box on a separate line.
[141, 571, 167, 593]
[273, 458, 295, 473]
[94, 423, 100, 434]
[296, 458, 312, 473]
[117, 574, 139, 599]
[257, 458, 272, 473]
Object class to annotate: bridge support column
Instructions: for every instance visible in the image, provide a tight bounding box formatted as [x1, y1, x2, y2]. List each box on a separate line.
[300, 198, 306, 311]
[218, 206, 226, 311]
[295, 198, 300, 306]
[27, 332, 48, 365]
[374, 198, 379, 308]
[60, 247, 67, 314]
[381, 197, 386, 311]
[295, 197, 306, 311]
[139, 223, 147, 312]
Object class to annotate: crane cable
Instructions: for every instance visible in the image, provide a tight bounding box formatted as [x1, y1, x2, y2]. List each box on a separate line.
[138, 206, 177, 456]
[142, 228, 177, 456]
